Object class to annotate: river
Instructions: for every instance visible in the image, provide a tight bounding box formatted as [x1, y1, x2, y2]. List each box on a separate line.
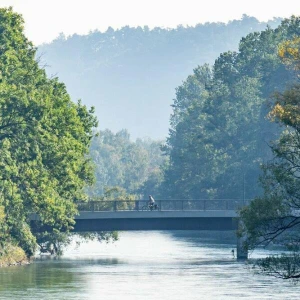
[0, 231, 299, 299]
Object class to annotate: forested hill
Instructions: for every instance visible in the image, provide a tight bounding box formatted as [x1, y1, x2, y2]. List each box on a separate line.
[38, 16, 281, 139]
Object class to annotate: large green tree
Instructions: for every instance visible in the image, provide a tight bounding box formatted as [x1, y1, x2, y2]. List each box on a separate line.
[0, 8, 97, 256]
[240, 37, 300, 280]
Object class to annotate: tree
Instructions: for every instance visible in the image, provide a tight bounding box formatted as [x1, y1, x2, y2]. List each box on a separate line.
[0, 8, 97, 257]
[161, 17, 300, 201]
[240, 37, 300, 280]
[88, 129, 166, 198]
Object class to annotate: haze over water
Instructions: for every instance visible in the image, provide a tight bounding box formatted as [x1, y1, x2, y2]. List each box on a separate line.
[0, 231, 299, 299]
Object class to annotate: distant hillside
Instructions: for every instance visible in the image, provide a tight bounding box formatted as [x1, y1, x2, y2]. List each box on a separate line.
[38, 15, 281, 139]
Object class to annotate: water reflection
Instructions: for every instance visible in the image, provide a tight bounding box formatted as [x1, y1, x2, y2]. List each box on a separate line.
[0, 262, 74, 288]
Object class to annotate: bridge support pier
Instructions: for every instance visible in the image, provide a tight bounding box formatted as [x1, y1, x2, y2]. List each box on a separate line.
[236, 236, 248, 259]
[236, 218, 248, 259]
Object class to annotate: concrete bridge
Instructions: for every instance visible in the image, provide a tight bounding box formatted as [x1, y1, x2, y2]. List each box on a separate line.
[31, 200, 249, 258]
[74, 200, 243, 232]
[74, 199, 247, 232]
[75, 200, 249, 258]
[75, 210, 238, 231]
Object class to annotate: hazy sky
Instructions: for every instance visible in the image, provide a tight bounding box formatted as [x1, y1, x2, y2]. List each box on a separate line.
[1, 0, 300, 45]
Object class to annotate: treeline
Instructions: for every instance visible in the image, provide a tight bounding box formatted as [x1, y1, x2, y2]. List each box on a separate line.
[38, 15, 281, 139]
[91, 17, 300, 202]
[87, 129, 166, 199]
[159, 16, 300, 200]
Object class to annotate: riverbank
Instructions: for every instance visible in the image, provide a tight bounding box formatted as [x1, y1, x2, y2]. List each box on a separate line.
[0, 243, 29, 267]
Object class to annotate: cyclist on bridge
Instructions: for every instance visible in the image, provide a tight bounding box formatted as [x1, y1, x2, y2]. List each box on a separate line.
[148, 195, 156, 210]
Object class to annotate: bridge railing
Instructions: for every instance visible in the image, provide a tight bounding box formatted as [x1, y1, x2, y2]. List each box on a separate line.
[76, 199, 250, 212]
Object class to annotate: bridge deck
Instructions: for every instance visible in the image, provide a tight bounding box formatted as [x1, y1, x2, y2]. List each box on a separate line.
[76, 210, 238, 219]
[73, 209, 239, 232]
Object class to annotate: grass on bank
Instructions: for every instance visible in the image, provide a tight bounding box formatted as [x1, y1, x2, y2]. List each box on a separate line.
[0, 243, 28, 267]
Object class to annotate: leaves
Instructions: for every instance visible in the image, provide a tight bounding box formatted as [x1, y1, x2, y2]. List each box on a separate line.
[88, 129, 166, 198]
[0, 8, 97, 256]
[161, 17, 300, 201]
[240, 30, 300, 280]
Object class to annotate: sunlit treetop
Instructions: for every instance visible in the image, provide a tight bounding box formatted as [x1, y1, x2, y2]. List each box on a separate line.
[269, 38, 300, 128]
[278, 37, 300, 70]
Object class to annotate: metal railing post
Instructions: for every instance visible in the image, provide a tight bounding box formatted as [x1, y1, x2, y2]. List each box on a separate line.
[114, 201, 117, 212]
[135, 200, 139, 211]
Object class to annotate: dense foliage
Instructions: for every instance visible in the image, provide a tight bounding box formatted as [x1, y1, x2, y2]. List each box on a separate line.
[240, 37, 300, 280]
[38, 16, 281, 139]
[0, 8, 97, 257]
[161, 17, 300, 200]
[88, 129, 166, 199]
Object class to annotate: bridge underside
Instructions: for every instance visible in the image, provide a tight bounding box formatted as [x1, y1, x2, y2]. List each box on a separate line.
[73, 217, 238, 232]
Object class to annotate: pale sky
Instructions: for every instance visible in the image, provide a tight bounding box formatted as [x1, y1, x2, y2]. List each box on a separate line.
[1, 0, 300, 45]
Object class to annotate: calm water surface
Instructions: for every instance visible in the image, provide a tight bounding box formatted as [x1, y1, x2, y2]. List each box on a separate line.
[0, 231, 299, 299]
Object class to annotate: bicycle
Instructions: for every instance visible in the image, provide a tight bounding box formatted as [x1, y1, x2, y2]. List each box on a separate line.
[141, 203, 160, 211]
